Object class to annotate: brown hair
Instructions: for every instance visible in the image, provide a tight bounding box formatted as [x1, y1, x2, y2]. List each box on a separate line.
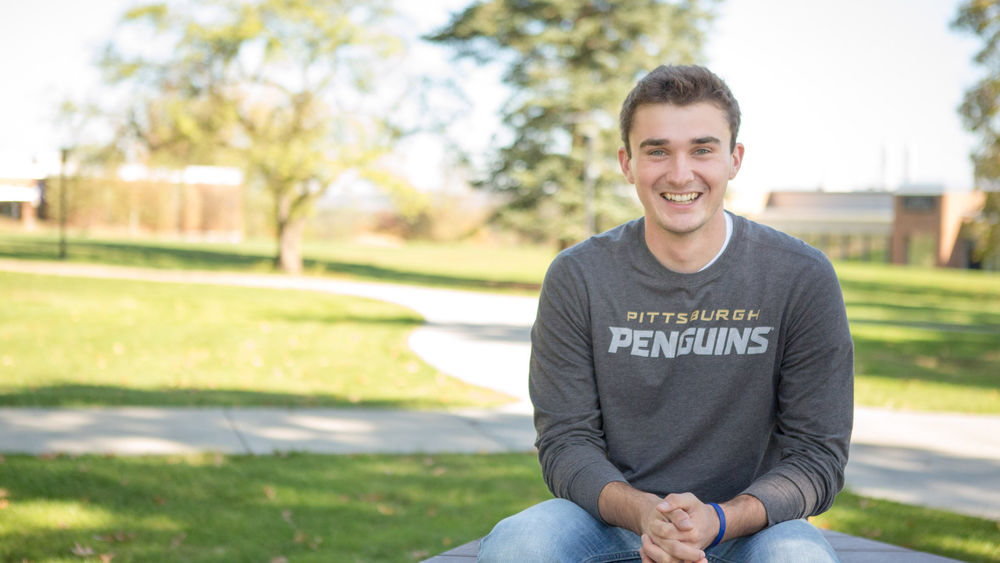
[619, 65, 741, 157]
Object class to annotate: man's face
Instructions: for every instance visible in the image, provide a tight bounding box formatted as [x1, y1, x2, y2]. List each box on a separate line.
[618, 102, 743, 240]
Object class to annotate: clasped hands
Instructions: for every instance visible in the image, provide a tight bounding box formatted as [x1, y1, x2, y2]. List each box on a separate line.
[638, 492, 721, 563]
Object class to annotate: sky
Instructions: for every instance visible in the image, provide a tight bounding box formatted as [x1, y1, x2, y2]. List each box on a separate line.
[0, 0, 985, 198]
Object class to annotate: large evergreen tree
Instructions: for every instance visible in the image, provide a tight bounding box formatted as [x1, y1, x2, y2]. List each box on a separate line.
[430, 0, 717, 247]
[953, 0, 1000, 265]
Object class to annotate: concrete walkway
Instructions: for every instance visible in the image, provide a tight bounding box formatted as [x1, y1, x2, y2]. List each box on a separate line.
[1, 259, 999, 523]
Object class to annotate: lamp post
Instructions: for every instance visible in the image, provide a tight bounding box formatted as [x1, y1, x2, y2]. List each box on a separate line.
[566, 112, 599, 238]
[59, 147, 68, 260]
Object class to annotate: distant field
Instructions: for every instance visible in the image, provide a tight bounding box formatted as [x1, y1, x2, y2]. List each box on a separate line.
[1, 230, 998, 413]
[0, 230, 555, 293]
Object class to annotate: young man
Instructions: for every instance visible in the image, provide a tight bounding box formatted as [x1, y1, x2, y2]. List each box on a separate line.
[478, 65, 853, 562]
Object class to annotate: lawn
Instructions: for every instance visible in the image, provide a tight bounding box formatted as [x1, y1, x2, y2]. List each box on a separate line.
[0, 271, 510, 409]
[0, 452, 997, 563]
[0, 230, 554, 293]
[0, 232, 998, 561]
[3, 231, 999, 413]
[836, 262, 1000, 413]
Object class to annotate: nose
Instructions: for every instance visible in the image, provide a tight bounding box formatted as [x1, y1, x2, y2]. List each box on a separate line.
[665, 154, 695, 187]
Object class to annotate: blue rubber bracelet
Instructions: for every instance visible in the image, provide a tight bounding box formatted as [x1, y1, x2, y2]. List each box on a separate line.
[708, 502, 726, 548]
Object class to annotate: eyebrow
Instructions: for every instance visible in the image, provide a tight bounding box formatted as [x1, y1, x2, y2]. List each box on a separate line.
[638, 136, 722, 149]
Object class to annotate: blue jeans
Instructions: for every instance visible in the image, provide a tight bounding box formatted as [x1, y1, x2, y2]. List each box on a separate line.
[478, 498, 839, 563]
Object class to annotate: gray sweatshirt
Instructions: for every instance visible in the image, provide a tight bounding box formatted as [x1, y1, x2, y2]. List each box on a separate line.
[530, 214, 854, 526]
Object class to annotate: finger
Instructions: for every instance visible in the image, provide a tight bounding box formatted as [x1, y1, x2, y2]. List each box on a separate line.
[655, 502, 694, 534]
[663, 492, 699, 509]
[644, 531, 707, 563]
[660, 538, 706, 563]
[639, 533, 672, 563]
[638, 534, 655, 563]
[666, 507, 694, 531]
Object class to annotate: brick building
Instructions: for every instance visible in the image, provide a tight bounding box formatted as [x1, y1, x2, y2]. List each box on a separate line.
[0, 179, 41, 230]
[743, 187, 990, 269]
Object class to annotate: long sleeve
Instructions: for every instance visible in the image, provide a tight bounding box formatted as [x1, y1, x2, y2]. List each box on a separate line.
[530, 253, 626, 522]
[741, 257, 854, 524]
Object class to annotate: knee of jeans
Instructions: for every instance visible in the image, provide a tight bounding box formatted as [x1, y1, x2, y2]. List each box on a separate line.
[477, 499, 581, 562]
[746, 519, 839, 563]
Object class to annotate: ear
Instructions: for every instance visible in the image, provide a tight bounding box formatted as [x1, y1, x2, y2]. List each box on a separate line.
[729, 143, 745, 180]
[618, 146, 635, 184]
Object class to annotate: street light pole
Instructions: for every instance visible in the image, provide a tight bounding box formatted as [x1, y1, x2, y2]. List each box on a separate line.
[582, 130, 596, 237]
[59, 147, 68, 260]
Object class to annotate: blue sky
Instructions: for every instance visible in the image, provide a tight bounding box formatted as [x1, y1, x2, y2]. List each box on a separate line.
[0, 0, 984, 197]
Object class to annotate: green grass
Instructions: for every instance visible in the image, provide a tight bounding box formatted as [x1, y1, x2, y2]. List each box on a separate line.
[0, 230, 554, 293]
[0, 453, 996, 563]
[812, 490, 1000, 563]
[2, 231, 999, 413]
[0, 271, 510, 409]
[836, 262, 1000, 413]
[0, 452, 549, 563]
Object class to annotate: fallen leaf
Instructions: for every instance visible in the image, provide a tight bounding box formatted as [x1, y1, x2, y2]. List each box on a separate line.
[171, 533, 187, 548]
[270, 557, 288, 563]
[264, 486, 276, 501]
[94, 530, 135, 543]
[281, 509, 294, 526]
[153, 496, 167, 505]
[71, 543, 95, 557]
[99, 554, 114, 562]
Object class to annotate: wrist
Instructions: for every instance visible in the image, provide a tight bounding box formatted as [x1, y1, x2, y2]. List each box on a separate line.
[598, 481, 661, 534]
[718, 494, 767, 541]
[707, 502, 726, 548]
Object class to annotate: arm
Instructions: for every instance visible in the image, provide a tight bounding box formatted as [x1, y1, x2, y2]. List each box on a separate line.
[531, 254, 627, 520]
[742, 257, 854, 524]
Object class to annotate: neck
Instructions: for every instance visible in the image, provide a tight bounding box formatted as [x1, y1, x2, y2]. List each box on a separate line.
[644, 211, 727, 273]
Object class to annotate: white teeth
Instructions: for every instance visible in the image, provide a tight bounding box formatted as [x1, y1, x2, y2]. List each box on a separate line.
[661, 192, 700, 203]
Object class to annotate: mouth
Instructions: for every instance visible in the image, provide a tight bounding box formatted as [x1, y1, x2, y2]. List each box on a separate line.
[660, 192, 701, 204]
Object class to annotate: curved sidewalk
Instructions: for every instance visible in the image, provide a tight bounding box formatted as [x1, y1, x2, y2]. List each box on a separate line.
[1, 259, 998, 522]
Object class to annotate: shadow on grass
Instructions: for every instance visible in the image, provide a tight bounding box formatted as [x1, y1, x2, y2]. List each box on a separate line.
[841, 278, 1000, 328]
[852, 328, 999, 390]
[0, 384, 473, 410]
[0, 452, 549, 562]
[0, 236, 542, 292]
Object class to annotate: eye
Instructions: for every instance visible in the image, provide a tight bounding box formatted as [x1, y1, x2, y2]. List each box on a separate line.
[694, 147, 712, 155]
[648, 149, 667, 157]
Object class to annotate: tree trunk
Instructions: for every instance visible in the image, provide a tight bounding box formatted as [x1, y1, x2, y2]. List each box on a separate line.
[276, 217, 306, 274]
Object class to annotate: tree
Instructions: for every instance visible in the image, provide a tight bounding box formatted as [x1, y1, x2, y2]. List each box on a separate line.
[953, 0, 1000, 265]
[429, 0, 718, 247]
[101, 0, 414, 273]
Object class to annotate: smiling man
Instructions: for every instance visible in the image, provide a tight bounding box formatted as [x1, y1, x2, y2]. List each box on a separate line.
[477, 65, 854, 563]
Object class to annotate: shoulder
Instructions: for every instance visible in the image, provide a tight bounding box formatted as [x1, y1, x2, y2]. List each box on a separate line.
[547, 219, 642, 277]
[732, 214, 835, 275]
